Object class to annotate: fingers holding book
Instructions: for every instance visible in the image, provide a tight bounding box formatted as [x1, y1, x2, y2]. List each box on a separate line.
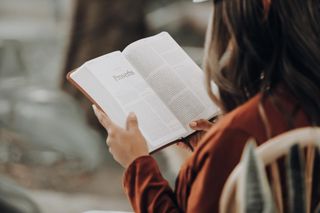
[189, 119, 214, 131]
[92, 105, 149, 168]
[177, 119, 215, 151]
[92, 105, 114, 131]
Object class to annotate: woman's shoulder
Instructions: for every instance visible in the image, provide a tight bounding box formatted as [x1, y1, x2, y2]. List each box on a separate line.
[188, 93, 267, 170]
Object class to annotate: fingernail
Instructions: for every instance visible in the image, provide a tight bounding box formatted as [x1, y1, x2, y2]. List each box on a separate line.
[190, 121, 197, 127]
[129, 112, 136, 119]
[92, 105, 97, 113]
[92, 105, 101, 118]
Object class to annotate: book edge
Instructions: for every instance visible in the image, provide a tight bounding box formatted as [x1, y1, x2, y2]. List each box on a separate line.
[66, 68, 104, 112]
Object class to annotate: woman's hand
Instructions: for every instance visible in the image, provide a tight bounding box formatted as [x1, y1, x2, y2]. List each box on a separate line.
[92, 105, 149, 168]
[177, 119, 214, 151]
[189, 119, 213, 131]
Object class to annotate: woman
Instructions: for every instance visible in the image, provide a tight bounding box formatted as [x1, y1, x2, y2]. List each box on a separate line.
[93, 0, 320, 212]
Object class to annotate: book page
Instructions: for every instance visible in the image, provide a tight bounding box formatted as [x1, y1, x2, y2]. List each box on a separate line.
[123, 32, 219, 133]
[70, 65, 127, 127]
[84, 51, 186, 151]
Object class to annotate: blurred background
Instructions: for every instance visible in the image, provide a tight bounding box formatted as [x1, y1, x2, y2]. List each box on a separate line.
[0, 0, 211, 212]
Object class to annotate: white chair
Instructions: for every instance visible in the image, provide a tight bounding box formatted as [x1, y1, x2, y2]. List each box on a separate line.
[219, 127, 320, 213]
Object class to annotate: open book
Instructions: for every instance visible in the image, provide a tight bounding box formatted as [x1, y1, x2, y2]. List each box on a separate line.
[67, 32, 220, 153]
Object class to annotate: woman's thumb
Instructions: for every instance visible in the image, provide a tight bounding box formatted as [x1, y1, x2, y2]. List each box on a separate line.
[189, 119, 213, 131]
[126, 112, 138, 130]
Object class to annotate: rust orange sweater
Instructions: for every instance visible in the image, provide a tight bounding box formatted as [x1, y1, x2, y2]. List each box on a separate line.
[123, 90, 310, 212]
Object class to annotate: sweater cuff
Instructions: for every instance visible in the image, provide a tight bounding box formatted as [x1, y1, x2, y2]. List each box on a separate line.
[123, 155, 158, 189]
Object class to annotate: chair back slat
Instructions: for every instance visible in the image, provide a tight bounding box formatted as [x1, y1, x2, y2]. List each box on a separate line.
[270, 162, 283, 213]
[305, 145, 316, 213]
[311, 148, 320, 212]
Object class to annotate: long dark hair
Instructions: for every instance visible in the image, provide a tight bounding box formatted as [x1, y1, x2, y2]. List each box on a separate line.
[205, 0, 320, 125]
